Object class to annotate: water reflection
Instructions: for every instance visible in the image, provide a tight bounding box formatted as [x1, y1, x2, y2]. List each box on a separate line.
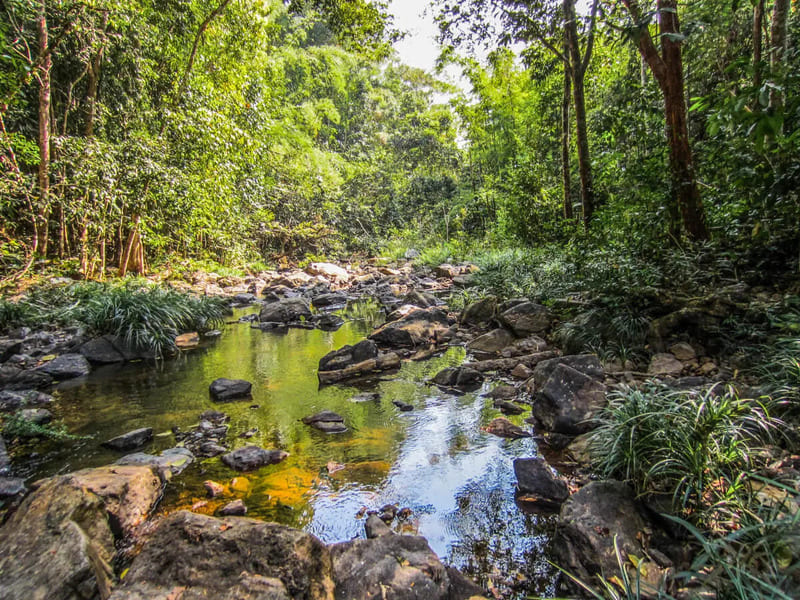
[19, 299, 556, 598]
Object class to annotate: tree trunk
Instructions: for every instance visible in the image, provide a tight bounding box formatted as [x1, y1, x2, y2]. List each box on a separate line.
[561, 63, 573, 220]
[36, 2, 52, 257]
[621, 0, 709, 241]
[753, 0, 764, 90]
[85, 11, 108, 137]
[768, 0, 790, 113]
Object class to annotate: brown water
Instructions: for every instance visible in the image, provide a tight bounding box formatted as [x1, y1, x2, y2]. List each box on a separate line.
[18, 301, 558, 597]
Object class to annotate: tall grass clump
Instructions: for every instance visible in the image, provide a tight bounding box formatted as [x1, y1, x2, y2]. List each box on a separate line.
[0, 280, 227, 357]
[589, 384, 784, 522]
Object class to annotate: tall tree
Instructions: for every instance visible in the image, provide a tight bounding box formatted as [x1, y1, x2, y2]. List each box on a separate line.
[619, 0, 709, 240]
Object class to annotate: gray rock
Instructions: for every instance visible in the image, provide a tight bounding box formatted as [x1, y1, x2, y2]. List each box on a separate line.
[308, 420, 348, 434]
[221, 446, 289, 471]
[79, 334, 145, 364]
[259, 297, 312, 324]
[311, 292, 348, 308]
[219, 499, 247, 516]
[116, 447, 194, 479]
[486, 385, 517, 400]
[499, 301, 553, 336]
[514, 458, 569, 506]
[0, 365, 53, 390]
[669, 341, 697, 361]
[36, 353, 91, 379]
[432, 366, 484, 392]
[331, 533, 481, 600]
[530, 354, 604, 391]
[648, 353, 684, 376]
[319, 339, 378, 372]
[494, 400, 524, 415]
[0, 476, 26, 498]
[467, 328, 516, 355]
[0, 339, 23, 363]
[232, 292, 257, 305]
[107, 511, 333, 600]
[302, 411, 344, 424]
[392, 400, 414, 412]
[17, 407, 53, 425]
[209, 378, 252, 401]
[0, 389, 54, 412]
[402, 290, 438, 308]
[532, 364, 607, 434]
[0, 434, 9, 476]
[365, 513, 393, 538]
[102, 427, 153, 451]
[368, 308, 450, 348]
[315, 314, 345, 331]
[460, 296, 497, 326]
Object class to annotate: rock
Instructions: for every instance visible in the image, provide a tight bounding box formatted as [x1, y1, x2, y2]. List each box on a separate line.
[484, 417, 531, 438]
[648, 353, 684, 376]
[365, 513, 393, 538]
[498, 301, 553, 336]
[0, 434, 9, 476]
[331, 533, 481, 600]
[402, 290, 438, 308]
[312, 292, 348, 308]
[0, 476, 26, 498]
[494, 400, 524, 415]
[0, 464, 161, 600]
[319, 340, 377, 372]
[232, 292, 257, 305]
[175, 332, 200, 348]
[511, 363, 534, 379]
[0, 389, 54, 412]
[116, 447, 194, 479]
[102, 427, 153, 451]
[219, 499, 247, 516]
[532, 364, 608, 434]
[259, 297, 312, 324]
[514, 458, 569, 506]
[648, 307, 721, 351]
[486, 385, 517, 400]
[221, 446, 289, 471]
[349, 392, 380, 403]
[108, 511, 334, 600]
[669, 341, 696, 361]
[529, 354, 604, 391]
[392, 400, 413, 411]
[315, 314, 345, 331]
[467, 328, 516, 355]
[0, 364, 53, 390]
[17, 407, 53, 425]
[368, 308, 450, 348]
[0, 339, 23, 362]
[79, 334, 140, 364]
[204, 480, 226, 498]
[307, 262, 349, 283]
[209, 378, 252, 401]
[553, 481, 667, 592]
[432, 366, 484, 392]
[302, 411, 345, 424]
[36, 353, 91, 379]
[460, 296, 497, 326]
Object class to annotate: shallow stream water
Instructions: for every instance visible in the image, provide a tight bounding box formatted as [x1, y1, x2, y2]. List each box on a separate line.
[17, 301, 558, 597]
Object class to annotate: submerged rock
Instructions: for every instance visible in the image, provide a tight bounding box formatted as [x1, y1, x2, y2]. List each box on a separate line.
[116, 447, 194, 480]
[221, 446, 289, 471]
[484, 417, 531, 439]
[302, 412, 348, 433]
[209, 378, 252, 401]
[102, 427, 153, 451]
[392, 400, 414, 412]
[108, 511, 335, 600]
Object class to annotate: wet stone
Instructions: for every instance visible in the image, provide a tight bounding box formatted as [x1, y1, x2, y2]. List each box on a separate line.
[221, 446, 289, 471]
[102, 427, 153, 451]
[209, 378, 252, 402]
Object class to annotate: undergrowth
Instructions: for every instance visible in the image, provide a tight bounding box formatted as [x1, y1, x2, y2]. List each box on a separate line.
[0, 280, 228, 357]
[1, 413, 88, 442]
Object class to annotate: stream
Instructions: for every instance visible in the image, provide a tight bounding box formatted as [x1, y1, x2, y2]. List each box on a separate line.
[15, 300, 558, 597]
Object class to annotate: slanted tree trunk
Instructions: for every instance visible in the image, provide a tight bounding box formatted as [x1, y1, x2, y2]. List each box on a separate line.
[621, 0, 709, 241]
[561, 61, 573, 220]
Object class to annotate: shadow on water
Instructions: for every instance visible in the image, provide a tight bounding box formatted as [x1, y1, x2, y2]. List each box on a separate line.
[19, 299, 558, 598]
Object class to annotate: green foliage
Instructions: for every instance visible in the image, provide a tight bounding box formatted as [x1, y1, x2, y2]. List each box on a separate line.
[0, 281, 227, 357]
[589, 385, 783, 520]
[2, 413, 86, 442]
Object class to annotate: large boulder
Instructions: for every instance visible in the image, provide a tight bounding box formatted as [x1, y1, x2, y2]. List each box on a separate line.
[368, 308, 450, 348]
[460, 296, 497, 327]
[0, 465, 161, 600]
[319, 340, 378, 372]
[553, 481, 667, 591]
[209, 378, 252, 401]
[259, 298, 312, 324]
[36, 353, 91, 379]
[532, 364, 607, 434]
[331, 533, 484, 600]
[108, 511, 335, 600]
[221, 446, 289, 471]
[467, 328, 516, 355]
[79, 335, 144, 364]
[513, 458, 569, 507]
[498, 301, 553, 336]
[529, 354, 604, 391]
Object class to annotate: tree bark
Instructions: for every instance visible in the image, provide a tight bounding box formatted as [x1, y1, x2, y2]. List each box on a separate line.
[768, 0, 790, 113]
[621, 0, 709, 241]
[85, 11, 109, 138]
[561, 61, 573, 220]
[753, 0, 764, 90]
[36, 1, 52, 257]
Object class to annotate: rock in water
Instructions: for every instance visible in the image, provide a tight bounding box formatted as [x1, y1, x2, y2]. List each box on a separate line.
[302, 411, 344, 424]
[494, 400, 524, 415]
[107, 511, 334, 600]
[392, 400, 414, 411]
[484, 417, 531, 439]
[219, 499, 247, 516]
[221, 446, 288, 471]
[36, 353, 91, 379]
[209, 378, 252, 401]
[432, 366, 484, 392]
[365, 513, 393, 538]
[102, 427, 153, 451]
[513, 458, 569, 506]
[259, 297, 312, 324]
